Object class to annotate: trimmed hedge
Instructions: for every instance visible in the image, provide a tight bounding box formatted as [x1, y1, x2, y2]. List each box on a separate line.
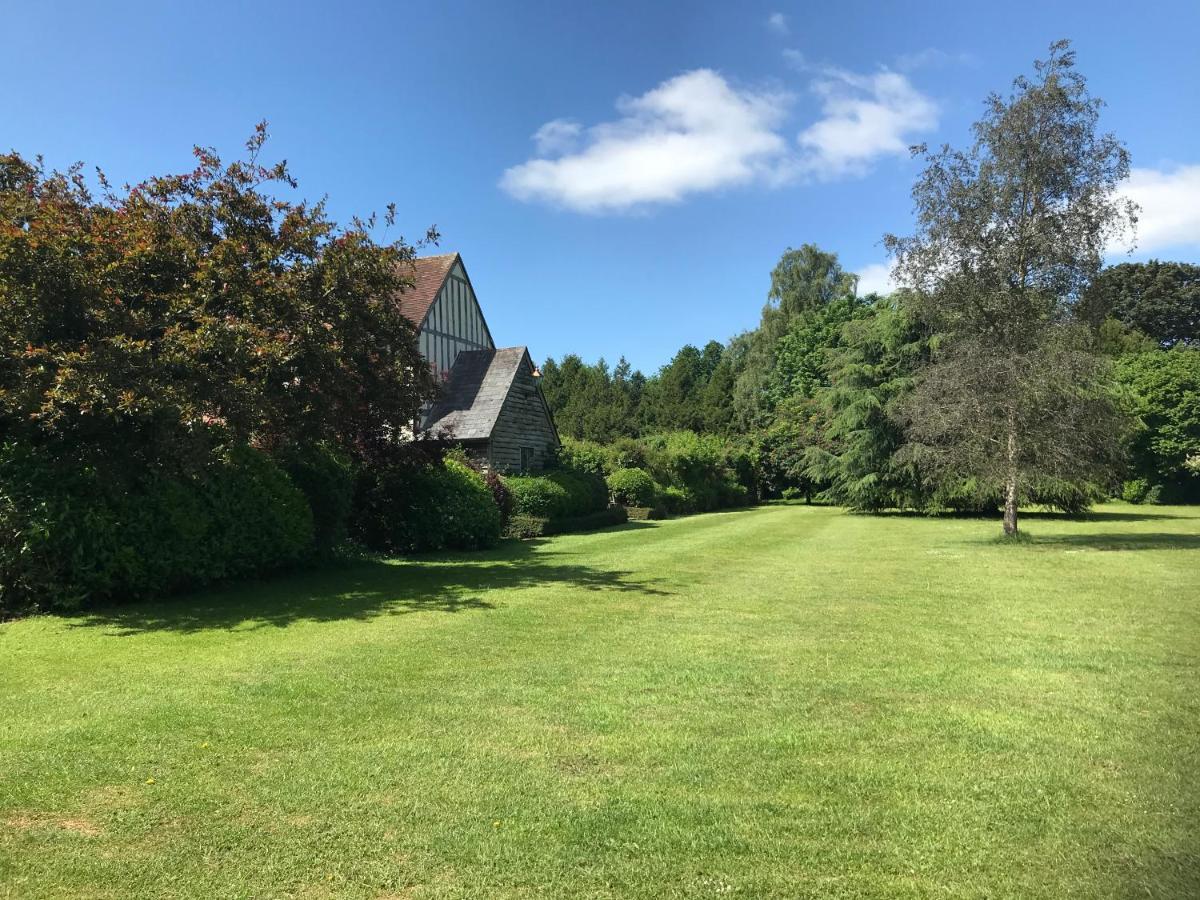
[0, 443, 314, 615]
[504, 505, 628, 539]
[352, 458, 501, 554]
[625, 506, 668, 521]
[505, 469, 607, 520]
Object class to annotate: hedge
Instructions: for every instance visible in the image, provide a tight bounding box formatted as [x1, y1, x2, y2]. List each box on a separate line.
[280, 443, 355, 553]
[624, 506, 668, 521]
[352, 458, 501, 554]
[561, 432, 758, 516]
[505, 469, 608, 520]
[0, 443, 314, 615]
[504, 505, 628, 539]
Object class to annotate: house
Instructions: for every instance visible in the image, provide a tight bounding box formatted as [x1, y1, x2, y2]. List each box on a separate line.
[395, 253, 560, 473]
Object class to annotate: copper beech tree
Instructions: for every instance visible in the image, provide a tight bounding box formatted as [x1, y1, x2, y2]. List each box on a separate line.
[885, 41, 1136, 535]
[0, 123, 438, 470]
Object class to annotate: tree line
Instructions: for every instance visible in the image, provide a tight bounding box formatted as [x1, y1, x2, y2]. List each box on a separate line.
[540, 42, 1200, 533]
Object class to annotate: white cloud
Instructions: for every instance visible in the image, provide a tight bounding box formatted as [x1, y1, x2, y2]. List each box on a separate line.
[501, 64, 938, 213]
[500, 69, 791, 213]
[767, 12, 789, 35]
[855, 261, 898, 296]
[532, 118, 582, 155]
[1117, 165, 1200, 253]
[797, 68, 937, 178]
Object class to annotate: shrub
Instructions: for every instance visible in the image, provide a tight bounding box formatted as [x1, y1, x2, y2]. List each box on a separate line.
[503, 505, 628, 539]
[503, 514, 551, 540]
[203, 445, 316, 578]
[638, 431, 756, 512]
[445, 448, 513, 526]
[438, 459, 504, 549]
[606, 437, 649, 472]
[625, 506, 667, 521]
[659, 485, 697, 515]
[549, 506, 628, 534]
[1122, 478, 1151, 504]
[554, 469, 609, 515]
[352, 458, 500, 554]
[556, 438, 609, 477]
[505, 469, 607, 520]
[0, 443, 313, 615]
[483, 470, 514, 525]
[280, 443, 355, 552]
[504, 475, 571, 519]
[606, 467, 658, 507]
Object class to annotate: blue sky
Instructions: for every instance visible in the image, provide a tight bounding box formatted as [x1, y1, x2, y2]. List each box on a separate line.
[5, 1, 1200, 372]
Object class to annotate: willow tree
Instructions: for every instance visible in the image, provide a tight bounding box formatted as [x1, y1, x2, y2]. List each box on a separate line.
[885, 41, 1135, 535]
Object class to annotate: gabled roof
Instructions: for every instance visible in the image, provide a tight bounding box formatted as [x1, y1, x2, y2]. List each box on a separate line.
[394, 253, 457, 327]
[422, 346, 531, 441]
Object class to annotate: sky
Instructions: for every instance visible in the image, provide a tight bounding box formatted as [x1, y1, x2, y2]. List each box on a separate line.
[4, 0, 1200, 373]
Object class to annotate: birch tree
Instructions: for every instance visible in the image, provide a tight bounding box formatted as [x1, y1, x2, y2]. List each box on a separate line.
[885, 40, 1135, 535]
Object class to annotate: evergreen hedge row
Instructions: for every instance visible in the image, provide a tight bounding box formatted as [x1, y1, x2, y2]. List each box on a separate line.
[0, 444, 314, 615]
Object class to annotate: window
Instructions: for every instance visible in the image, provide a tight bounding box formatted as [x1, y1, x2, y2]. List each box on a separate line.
[520, 447, 534, 473]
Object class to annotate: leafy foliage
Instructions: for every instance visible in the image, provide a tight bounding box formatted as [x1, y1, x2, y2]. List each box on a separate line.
[636, 431, 755, 512]
[279, 443, 355, 553]
[606, 467, 658, 507]
[0, 124, 438, 463]
[538, 355, 643, 444]
[884, 41, 1134, 533]
[804, 298, 932, 511]
[729, 245, 860, 431]
[0, 124, 448, 609]
[482, 469, 515, 525]
[505, 468, 608, 521]
[0, 444, 313, 614]
[352, 458, 501, 554]
[555, 438, 610, 477]
[1082, 261, 1200, 348]
[639, 341, 727, 432]
[1116, 349, 1200, 500]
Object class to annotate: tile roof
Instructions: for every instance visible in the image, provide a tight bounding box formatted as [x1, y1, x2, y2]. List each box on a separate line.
[421, 347, 529, 441]
[394, 253, 457, 327]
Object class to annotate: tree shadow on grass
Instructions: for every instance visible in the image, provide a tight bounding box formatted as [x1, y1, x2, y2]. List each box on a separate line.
[1020, 509, 1188, 524]
[1026, 532, 1200, 552]
[68, 539, 672, 636]
[871, 508, 1186, 523]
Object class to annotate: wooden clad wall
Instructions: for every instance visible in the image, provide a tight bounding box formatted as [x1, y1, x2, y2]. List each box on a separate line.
[488, 355, 560, 473]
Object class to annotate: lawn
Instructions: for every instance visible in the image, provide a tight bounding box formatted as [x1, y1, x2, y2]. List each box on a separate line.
[1, 503, 1198, 899]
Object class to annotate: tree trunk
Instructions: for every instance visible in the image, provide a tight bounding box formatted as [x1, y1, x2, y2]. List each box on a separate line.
[1003, 415, 1019, 536]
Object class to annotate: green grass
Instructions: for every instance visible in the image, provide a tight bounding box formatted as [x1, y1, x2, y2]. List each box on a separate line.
[2, 503, 1198, 899]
